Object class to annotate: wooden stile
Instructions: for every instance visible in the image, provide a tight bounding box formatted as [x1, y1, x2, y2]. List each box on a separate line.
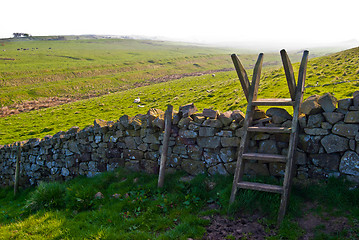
[229, 50, 309, 224]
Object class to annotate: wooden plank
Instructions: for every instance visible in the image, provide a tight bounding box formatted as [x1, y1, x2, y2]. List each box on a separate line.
[157, 105, 173, 188]
[278, 50, 309, 225]
[247, 126, 291, 133]
[14, 142, 21, 196]
[252, 98, 294, 106]
[242, 153, 287, 162]
[280, 49, 296, 100]
[237, 181, 283, 194]
[231, 54, 250, 101]
[229, 53, 263, 205]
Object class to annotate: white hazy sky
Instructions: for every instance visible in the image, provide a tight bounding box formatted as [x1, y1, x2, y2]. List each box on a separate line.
[2, 0, 359, 49]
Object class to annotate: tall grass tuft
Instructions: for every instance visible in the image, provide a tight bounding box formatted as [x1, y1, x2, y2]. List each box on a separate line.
[25, 181, 66, 211]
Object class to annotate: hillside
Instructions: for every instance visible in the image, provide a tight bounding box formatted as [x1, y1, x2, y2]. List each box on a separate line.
[0, 44, 358, 145]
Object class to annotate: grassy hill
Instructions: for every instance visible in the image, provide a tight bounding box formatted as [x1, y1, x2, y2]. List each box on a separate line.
[0, 39, 358, 145]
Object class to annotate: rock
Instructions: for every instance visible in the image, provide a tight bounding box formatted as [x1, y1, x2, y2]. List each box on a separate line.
[192, 113, 206, 124]
[321, 134, 349, 153]
[179, 129, 198, 138]
[266, 108, 292, 124]
[181, 159, 205, 175]
[339, 151, 359, 177]
[354, 91, 359, 107]
[208, 163, 228, 175]
[141, 160, 159, 174]
[338, 98, 352, 110]
[221, 137, 240, 147]
[61, 168, 70, 177]
[309, 153, 340, 171]
[218, 111, 233, 126]
[318, 93, 337, 112]
[173, 145, 187, 155]
[123, 149, 144, 160]
[258, 140, 279, 154]
[187, 145, 202, 160]
[344, 111, 359, 123]
[203, 150, 221, 167]
[179, 103, 198, 118]
[202, 119, 223, 128]
[216, 130, 233, 137]
[152, 117, 165, 130]
[219, 148, 236, 163]
[199, 127, 215, 137]
[304, 128, 330, 136]
[321, 122, 332, 130]
[67, 126, 80, 135]
[68, 141, 80, 154]
[119, 115, 129, 128]
[125, 137, 136, 149]
[94, 119, 108, 128]
[125, 160, 140, 172]
[301, 95, 323, 115]
[332, 123, 359, 138]
[299, 135, 322, 154]
[268, 163, 286, 177]
[203, 108, 218, 119]
[322, 112, 344, 125]
[231, 110, 245, 122]
[307, 114, 324, 127]
[245, 163, 270, 176]
[197, 137, 221, 149]
[178, 117, 192, 129]
[253, 109, 266, 120]
[298, 114, 307, 128]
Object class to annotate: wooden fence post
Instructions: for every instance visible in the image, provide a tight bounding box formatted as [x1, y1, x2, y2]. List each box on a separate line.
[158, 105, 173, 188]
[14, 142, 21, 196]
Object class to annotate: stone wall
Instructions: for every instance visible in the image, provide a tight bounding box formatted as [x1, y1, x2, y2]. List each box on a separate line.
[1, 92, 358, 186]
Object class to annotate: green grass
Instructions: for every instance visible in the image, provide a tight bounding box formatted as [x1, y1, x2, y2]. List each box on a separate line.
[1, 43, 358, 145]
[0, 168, 358, 239]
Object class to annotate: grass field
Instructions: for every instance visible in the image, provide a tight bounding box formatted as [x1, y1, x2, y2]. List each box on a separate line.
[0, 42, 358, 145]
[0, 168, 358, 239]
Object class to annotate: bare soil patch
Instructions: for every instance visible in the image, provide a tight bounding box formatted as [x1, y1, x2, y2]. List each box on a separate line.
[202, 202, 357, 239]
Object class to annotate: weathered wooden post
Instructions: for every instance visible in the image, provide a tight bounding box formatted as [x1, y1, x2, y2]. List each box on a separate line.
[14, 142, 21, 196]
[158, 105, 173, 188]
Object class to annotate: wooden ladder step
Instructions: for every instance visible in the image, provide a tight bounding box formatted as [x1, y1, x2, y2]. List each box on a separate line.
[237, 181, 283, 194]
[252, 98, 295, 106]
[242, 153, 287, 162]
[248, 126, 291, 133]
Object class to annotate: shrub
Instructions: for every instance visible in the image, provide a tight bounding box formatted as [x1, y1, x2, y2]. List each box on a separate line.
[65, 183, 99, 211]
[26, 182, 66, 211]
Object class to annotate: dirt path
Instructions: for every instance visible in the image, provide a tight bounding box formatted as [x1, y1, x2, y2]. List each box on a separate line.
[202, 202, 357, 239]
[0, 68, 233, 118]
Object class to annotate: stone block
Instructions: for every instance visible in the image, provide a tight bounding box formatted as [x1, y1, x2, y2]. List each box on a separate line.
[181, 159, 205, 175]
[202, 119, 223, 128]
[208, 163, 228, 175]
[339, 151, 359, 177]
[221, 137, 240, 147]
[219, 148, 236, 163]
[197, 137, 221, 149]
[203, 108, 218, 119]
[332, 123, 359, 138]
[301, 95, 323, 115]
[179, 103, 198, 118]
[231, 110, 245, 122]
[338, 98, 352, 110]
[318, 93, 337, 112]
[258, 140, 279, 154]
[322, 112, 344, 125]
[178, 117, 192, 129]
[218, 111, 233, 126]
[266, 108, 292, 124]
[187, 145, 202, 160]
[304, 128, 330, 136]
[299, 134, 322, 154]
[245, 163, 270, 176]
[321, 134, 349, 153]
[307, 114, 324, 127]
[344, 111, 359, 123]
[203, 150, 221, 167]
[309, 153, 340, 171]
[199, 127, 215, 137]
[179, 129, 197, 138]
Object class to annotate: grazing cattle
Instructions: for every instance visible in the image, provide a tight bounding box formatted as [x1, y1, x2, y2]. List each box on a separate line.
[134, 97, 140, 103]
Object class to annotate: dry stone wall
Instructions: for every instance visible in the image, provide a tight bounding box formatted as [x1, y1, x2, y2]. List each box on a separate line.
[1, 92, 359, 186]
